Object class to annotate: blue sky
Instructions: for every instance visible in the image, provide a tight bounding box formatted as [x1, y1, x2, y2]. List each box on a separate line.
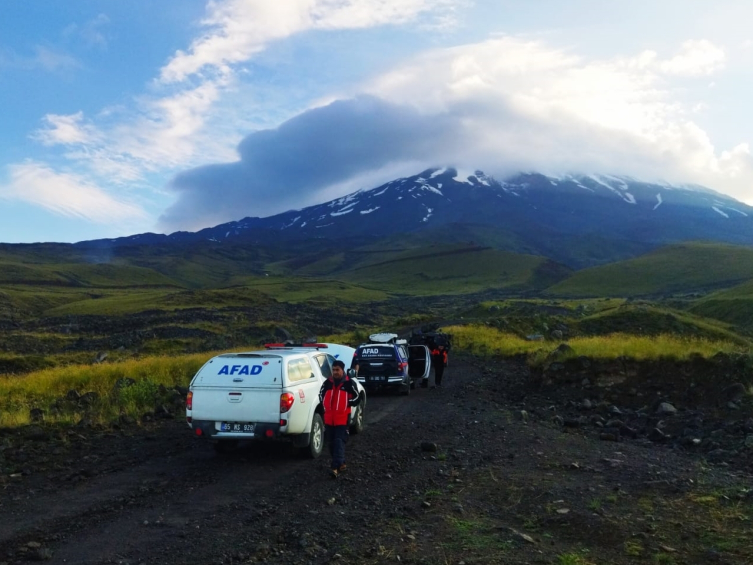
[1, 0, 752, 243]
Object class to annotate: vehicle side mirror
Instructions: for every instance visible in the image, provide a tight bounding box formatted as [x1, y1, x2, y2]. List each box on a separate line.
[347, 368, 357, 378]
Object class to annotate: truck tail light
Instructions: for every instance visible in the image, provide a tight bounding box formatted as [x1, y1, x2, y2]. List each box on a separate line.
[280, 392, 295, 413]
[397, 362, 408, 374]
[186, 391, 193, 410]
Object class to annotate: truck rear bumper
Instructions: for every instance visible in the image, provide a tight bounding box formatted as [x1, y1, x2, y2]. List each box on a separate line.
[191, 420, 282, 439]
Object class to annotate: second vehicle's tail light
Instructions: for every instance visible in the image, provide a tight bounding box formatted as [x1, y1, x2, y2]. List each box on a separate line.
[186, 391, 193, 410]
[280, 392, 295, 413]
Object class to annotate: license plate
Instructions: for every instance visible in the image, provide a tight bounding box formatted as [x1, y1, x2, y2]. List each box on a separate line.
[369, 376, 386, 382]
[221, 422, 254, 433]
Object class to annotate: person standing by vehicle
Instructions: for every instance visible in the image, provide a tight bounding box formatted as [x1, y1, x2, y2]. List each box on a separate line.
[431, 344, 448, 388]
[319, 360, 361, 478]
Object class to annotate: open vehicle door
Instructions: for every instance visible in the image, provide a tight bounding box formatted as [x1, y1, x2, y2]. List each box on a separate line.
[407, 345, 431, 386]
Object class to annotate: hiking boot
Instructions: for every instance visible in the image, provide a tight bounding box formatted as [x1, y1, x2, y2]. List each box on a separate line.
[338, 464, 347, 473]
[330, 469, 338, 478]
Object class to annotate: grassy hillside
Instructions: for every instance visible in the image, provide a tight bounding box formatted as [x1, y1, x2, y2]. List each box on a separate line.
[574, 303, 749, 344]
[0, 262, 181, 287]
[225, 277, 392, 303]
[339, 244, 571, 295]
[113, 244, 273, 288]
[688, 278, 753, 330]
[546, 242, 753, 297]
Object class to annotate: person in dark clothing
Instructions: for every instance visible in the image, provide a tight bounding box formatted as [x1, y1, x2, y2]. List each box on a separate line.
[319, 359, 361, 478]
[431, 344, 448, 387]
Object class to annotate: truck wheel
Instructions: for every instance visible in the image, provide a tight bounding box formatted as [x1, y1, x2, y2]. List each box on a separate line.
[305, 413, 324, 459]
[350, 404, 365, 435]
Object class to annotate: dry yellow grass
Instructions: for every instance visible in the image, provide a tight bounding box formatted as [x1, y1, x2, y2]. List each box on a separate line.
[444, 325, 747, 366]
[0, 354, 211, 427]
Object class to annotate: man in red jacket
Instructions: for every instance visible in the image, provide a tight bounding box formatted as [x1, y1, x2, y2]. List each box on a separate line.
[319, 360, 361, 478]
[431, 344, 448, 388]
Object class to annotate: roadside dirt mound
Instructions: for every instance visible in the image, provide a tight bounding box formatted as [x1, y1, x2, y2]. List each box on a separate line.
[530, 353, 753, 470]
[1, 356, 752, 564]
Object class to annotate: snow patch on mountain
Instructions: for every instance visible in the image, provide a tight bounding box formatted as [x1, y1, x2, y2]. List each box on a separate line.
[331, 208, 354, 217]
[475, 172, 492, 187]
[360, 207, 380, 215]
[587, 175, 621, 194]
[330, 192, 360, 208]
[586, 175, 639, 204]
[282, 216, 301, 229]
[712, 207, 729, 218]
[420, 183, 444, 196]
[654, 194, 663, 210]
[600, 174, 629, 191]
[453, 169, 476, 184]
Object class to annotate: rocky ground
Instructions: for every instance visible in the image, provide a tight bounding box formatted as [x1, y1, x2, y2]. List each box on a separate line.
[1, 355, 753, 565]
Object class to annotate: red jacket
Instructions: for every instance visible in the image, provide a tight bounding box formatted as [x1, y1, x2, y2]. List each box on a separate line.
[431, 348, 448, 366]
[319, 376, 360, 426]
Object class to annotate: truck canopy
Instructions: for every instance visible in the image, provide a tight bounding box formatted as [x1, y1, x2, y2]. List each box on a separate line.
[191, 354, 283, 388]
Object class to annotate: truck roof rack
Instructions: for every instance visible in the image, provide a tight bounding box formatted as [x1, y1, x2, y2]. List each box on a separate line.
[368, 333, 399, 343]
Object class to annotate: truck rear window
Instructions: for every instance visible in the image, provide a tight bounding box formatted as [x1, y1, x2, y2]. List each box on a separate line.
[287, 358, 314, 382]
[357, 346, 395, 360]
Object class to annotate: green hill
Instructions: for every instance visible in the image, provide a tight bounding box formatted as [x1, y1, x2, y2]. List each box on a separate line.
[688, 278, 753, 330]
[574, 303, 748, 344]
[545, 242, 753, 297]
[0, 260, 181, 287]
[339, 244, 571, 295]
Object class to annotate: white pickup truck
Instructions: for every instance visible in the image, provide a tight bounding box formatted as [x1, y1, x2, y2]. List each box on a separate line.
[186, 343, 366, 458]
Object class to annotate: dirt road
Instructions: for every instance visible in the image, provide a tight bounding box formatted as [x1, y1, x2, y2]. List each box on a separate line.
[1, 357, 752, 564]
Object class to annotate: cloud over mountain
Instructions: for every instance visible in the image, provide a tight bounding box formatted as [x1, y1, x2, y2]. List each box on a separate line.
[161, 36, 753, 231]
[160, 96, 461, 230]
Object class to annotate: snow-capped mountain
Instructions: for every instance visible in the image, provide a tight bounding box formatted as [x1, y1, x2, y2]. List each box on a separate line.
[82, 168, 753, 266]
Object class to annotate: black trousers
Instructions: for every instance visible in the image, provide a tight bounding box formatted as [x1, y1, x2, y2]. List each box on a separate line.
[434, 363, 445, 385]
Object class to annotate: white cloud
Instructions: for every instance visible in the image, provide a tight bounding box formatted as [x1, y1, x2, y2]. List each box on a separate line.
[623, 40, 725, 77]
[28, 0, 460, 185]
[0, 161, 147, 223]
[113, 78, 229, 170]
[21, 0, 465, 233]
[30, 78, 232, 184]
[33, 112, 101, 146]
[355, 37, 752, 202]
[159, 0, 464, 83]
[658, 39, 726, 76]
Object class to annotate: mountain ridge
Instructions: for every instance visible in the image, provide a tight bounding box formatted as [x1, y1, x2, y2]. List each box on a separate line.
[74, 167, 753, 268]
